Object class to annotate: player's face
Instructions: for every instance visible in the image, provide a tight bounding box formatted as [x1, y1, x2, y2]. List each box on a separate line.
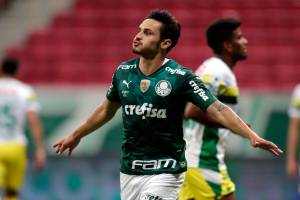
[132, 19, 163, 58]
[230, 27, 248, 60]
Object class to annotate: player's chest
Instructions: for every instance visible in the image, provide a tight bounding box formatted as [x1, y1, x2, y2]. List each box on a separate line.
[117, 74, 177, 103]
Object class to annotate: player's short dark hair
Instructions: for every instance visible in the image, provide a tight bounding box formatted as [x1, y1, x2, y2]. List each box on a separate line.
[146, 9, 181, 52]
[1, 57, 19, 75]
[206, 18, 241, 54]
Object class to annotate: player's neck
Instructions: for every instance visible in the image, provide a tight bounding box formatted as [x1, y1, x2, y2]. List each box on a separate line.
[216, 54, 236, 70]
[0, 74, 16, 79]
[139, 55, 165, 76]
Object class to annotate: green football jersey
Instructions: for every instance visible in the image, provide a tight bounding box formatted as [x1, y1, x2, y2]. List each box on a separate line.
[106, 58, 216, 175]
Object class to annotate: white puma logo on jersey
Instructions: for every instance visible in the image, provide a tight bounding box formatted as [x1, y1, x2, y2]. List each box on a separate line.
[122, 80, 131, 89]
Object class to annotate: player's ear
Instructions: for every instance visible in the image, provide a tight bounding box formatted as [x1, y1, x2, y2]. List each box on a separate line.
[160, 39, 172, 51]
[224, 41, 233, 53]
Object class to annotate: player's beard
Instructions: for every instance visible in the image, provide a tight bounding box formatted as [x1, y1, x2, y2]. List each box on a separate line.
[232, 51, 248, 61]
[233, 55, 246, 62]
[132, 44, 160, 59]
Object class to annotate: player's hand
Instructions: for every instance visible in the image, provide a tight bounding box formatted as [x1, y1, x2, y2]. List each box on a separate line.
[53, 134, 81, 156]
[287, 159, 298, 179]
[249, 134, 283, 156]
[34, 147, 46, 169]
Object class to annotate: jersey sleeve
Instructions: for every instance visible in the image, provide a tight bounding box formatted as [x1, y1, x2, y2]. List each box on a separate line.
[106, 70, 121, 103]
[288, 85, 300, 118]
[183, 71, 217, 111]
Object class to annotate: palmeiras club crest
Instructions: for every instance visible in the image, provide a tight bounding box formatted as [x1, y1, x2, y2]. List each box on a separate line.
[155, 80, 172, 97]
[140, 79, 151, 93]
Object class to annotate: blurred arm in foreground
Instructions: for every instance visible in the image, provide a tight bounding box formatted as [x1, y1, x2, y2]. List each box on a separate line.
[287, 84, 300, 179]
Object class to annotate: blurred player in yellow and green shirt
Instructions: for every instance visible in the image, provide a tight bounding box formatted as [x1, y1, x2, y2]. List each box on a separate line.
[179, 18, 248, 200]
[0, 58, 45, 200]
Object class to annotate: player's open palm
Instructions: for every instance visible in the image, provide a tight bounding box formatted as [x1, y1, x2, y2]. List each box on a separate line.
[249, 134, 283, 156]
[53, 134, 81, 156]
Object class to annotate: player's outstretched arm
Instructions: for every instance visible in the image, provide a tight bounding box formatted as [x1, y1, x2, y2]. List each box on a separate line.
[185, 102, 252, 128]
[185, 102, 224, 127]
[53, 99, 121, 156]
[206, 100, 283, 156]
[286, 117, 300, 179]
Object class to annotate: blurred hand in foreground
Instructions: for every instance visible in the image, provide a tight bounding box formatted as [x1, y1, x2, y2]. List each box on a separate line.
[53, 134, 81, 156]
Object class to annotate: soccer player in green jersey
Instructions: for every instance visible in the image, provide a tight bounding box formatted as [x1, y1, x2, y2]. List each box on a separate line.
[53, 10, 282, 200]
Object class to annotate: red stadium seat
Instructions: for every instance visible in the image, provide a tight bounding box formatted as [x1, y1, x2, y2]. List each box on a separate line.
[3, 0, 299, 89]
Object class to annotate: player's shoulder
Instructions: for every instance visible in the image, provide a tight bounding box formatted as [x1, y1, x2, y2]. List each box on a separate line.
[294, 84, 300, 92]
[17, 79, 33, 89]
[16, 80, 36, 96]
[202, 57, 230, 72]
[1, 78, 32, 91]
[6, 79, 35, 98]
[197, 57, 232, 77]
[164, 59, 194, 77]
[293, 84, 300, 97]
[116, 58, 138, 71]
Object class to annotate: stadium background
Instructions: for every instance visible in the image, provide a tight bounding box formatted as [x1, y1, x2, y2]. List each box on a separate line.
[0, 0, 299, 199]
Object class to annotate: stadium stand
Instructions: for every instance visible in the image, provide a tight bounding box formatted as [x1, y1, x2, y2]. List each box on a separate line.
[0, 0, 10, 8]
[4, 0, 300, 89]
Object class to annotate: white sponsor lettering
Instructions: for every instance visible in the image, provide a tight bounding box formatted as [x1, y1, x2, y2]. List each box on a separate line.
[189, 80, 209, 101]
[132, 159, 177, 170]
[119, 64, 136, 69]
[124, 103, 167, 119]
[165, 67, 186, 75]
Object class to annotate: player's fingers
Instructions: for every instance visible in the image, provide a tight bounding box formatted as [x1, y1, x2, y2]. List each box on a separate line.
[257, 141, 282, 155]
[59, 144, 68, 155]
[68, 147, 74, 156]
[270, 149, 279, 156]
[269, 145, 283, 156]
[53, 142, 63, 148]
[267, 142, 283, 154]
[261, 140, 276, 149]
[274, 147, 283, 155]
[53, 139, 64, 148]
[54, 143, 62, 154]
[55, 146, 60, 154]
